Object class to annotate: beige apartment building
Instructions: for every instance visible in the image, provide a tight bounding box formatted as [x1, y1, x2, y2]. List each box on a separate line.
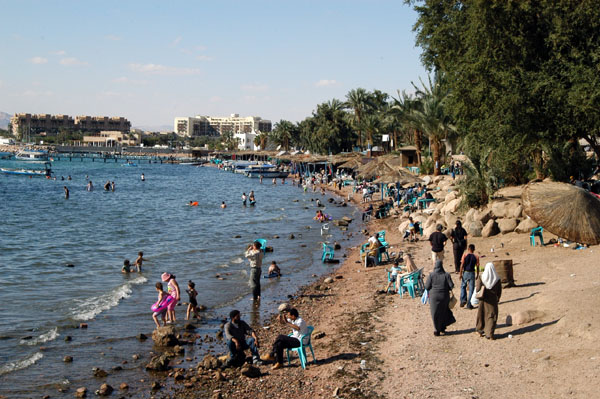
[10, 113, 131, 138]
[173, 114, 271, 137]
[81, 131, 140, 147]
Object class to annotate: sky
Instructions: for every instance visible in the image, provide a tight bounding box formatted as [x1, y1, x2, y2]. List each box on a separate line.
[0, 1, 428, 130]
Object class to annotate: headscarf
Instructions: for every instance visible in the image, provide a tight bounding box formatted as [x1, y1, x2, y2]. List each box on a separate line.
[433, 259, 445, 274]
[481, 262, 500, 289]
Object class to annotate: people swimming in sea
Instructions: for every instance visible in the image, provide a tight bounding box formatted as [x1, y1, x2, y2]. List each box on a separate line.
[259, 175, 263, 184]
[272, 178, 277, 185]
[185, 280, 201, 320]
[266, 261, 281, 278]
[242, 193, 247, 206]
[314, 210, 326, 223]
[122, 259, 132, 273]
[67, 175, 72, 180]
[221, 201, 227, 208]
[64, 186, 69, 199]
[189, 200, 199, 206]
[86, 181, 94, 191]
[249, 191, 256, 205]
[104, 180, 111, 191]
[141, 173, 145, 181]
[316, 198, 322, 207]
[61, 176, 65, 181]
[134, 251, 147, 272]
[111, 181, 115, 192]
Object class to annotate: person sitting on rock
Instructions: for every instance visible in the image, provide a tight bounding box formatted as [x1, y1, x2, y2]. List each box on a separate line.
[224, 310, 262, 367]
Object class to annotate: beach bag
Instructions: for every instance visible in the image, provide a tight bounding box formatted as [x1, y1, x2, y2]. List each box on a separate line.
[421, 289, 429, 305]
[448, 291, 457, 309]
[475, 286, 485, 299]
[470, 290, 479, 307]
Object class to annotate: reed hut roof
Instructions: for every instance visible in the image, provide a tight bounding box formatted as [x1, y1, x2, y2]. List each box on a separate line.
[522, 181, 600, 245]
[372, 162, 423, 184]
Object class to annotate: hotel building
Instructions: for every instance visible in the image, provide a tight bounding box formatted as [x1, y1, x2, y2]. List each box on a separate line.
[173, 114, 271, 137]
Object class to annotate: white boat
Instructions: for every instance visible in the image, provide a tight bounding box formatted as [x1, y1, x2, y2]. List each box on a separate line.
[244, 164, 288, 178]
[1, 162, 52, 177]
[15, 149, 49, 162]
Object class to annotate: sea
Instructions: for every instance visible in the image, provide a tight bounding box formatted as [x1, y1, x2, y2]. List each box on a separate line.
[0, 157, 361, 398]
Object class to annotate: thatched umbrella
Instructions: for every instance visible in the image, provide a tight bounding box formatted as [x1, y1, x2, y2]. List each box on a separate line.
[338, 157, 364, 169]
[373, 163, 423, 185]
[521, 181, 600, 245]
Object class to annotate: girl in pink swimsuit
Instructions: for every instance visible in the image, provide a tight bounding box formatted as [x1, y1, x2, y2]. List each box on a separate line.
[161, 272, 180, 323]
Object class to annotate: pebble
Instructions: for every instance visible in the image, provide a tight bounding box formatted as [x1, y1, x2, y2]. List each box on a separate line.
[63, 355, 73, 363]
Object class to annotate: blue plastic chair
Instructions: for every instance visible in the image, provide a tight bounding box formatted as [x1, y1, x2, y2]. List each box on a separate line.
[377, 245, 390, 263]
[286, 326, 317, 369]
[322, 243, 335, 262]
[529, 227, 544, 247]
[256, 239, 267, 254]
[377, 230, 390, 248]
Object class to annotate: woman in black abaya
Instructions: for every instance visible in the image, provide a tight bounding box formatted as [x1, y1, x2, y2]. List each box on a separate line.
[424, 260, 456, 336]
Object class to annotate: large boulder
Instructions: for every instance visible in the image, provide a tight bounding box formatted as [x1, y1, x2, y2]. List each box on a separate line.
[422, 176, 432, 185]
[464, 208, 480, 224]
[443, 198, 462, 214]
[465, 220, 484, 237]
[515, 217, 539, 234]
[491, 201, 513, 218]
[510, 204, 523, 219]
[444, 191, 458, 203]
[423, 224, 438, 239]
[476, 209, 494, 225]
[444, 213, 459, 229]
[505, 310, 545, 326]
[145, 354, 170, 371]
[398, 220, 410, 233]
[152, 326, 179, 347]
[425, 215, 439, 229]
[497, 218, 518, 234]
[482, 219, 500, 238]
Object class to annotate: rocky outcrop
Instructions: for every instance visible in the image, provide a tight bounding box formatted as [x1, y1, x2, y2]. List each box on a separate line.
[152, 326, 179, 347]
[465, 220, 483, 237]
[515, 218, 539, 233]
[497, 218, 518, 234]
[145, 354, 171, 371]
[96, 383, 113, 396]
[482, 219, 500, 237]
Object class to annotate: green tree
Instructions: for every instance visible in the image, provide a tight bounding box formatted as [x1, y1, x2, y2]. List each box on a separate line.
[345, 88, 371, 149]
[270, 120, 297, 151]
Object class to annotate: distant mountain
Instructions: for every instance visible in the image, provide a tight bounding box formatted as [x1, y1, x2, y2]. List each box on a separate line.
[0, 112, 10, 129]
[133, 124, 173, 133]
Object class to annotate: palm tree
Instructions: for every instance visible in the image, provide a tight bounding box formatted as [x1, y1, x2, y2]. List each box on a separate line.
[345, 88, 370, 149]
[411, 73, 455, 175]
[390, 91, 423, 164]
[271, 120, 296, 151]
[361, 113, 381, 148]
[254, 131, 269, 150]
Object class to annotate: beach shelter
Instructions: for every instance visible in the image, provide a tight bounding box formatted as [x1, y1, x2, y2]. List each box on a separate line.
[521, 181, 600, 245]
[372, 162, 423, 201]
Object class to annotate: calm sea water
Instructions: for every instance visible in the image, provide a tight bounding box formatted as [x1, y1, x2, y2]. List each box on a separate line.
[0, 158, 361, 398]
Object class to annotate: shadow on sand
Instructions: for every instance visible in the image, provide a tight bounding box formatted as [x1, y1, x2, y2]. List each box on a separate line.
[500, 291, 539, 305]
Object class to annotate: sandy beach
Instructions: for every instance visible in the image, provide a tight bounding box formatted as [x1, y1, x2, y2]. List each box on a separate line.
[135, 179, 600, 399]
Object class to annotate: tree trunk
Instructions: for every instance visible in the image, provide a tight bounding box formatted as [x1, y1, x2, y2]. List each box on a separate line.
[583, 134, 600, 165]
[531, 147, 545, 179]
[413, 129, 423, 166]
[432, 138, 442, 176]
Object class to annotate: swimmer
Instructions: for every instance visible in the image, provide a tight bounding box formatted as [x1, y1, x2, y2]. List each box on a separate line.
[316, 199, 322, 207]
[134, 251, 148, 272]
[152, 282, 168, 328]
[272, 178, 277, 185]
[86, 181, 94, 191]
[64, 186, 69, 199]
[242, 192, 247, 206]
[267, 261, 281, 277]
[111, 181, 115, 192]
[221, 201, 227, 208]
[321, 187, 325, 195]
[249, 191, 256, 205]
[141, 173, 145, 181]
[122, 259, 132, 273]
[281, 177, 285, 184]
[61, 176, 65, 181]
[104, 180, 111, 191]
[259, 175, 263, 184]
[188, 201, 198, 206]
[185, 281, 201, 320]
[67, 175, 72, 180]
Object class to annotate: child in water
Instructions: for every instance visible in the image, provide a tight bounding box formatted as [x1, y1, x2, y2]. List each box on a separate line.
[185, 280, 201, 320]
[152, 282, 168, 328]
[134, 251, 147, 272]
[267, 261, 281, 278]
[122, 259, 131, 273]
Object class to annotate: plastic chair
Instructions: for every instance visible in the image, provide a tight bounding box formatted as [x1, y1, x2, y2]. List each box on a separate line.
[377, 230, 390, 248]
[322, 243, 335, 262]
[530, 227, 544, 246]
[286, 326, 317, 369]
[255, 238, 267, 254]
[377, 245, 390, 263]
[399, 271, 420, 298]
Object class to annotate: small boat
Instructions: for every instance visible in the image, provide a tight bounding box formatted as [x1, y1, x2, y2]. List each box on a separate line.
[245, 164, 288, 178]
[121, 162, 138, 167]
[1, 162, 52, 177]
[15, 149, 49, 162]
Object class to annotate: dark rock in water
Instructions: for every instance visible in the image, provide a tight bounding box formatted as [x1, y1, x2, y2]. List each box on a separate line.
[119, 382, 129, 390]
[240, 364, 261, 378]
[265, 246, 274, 252]
[111, 365, 123, 371]
[289, 234, 295, 239]
[75, 387, 87, 398]
[273, 235, 280, 239]
[79, 323, 88, 329]
[64, 335, 72, 342]
[334, 242, 341, 250]
[151, 381, 161, 390]
[63, 355, 73, 363]
[65, 263, 75, 267]
[300, 244, 307, 247]
[152, 326, 179, 347]
[335, 275, 343, 279]
[96, 383, 113, 396]
[328, 198, 335, 203]
[145, 354, 170, 371]
[324, 258, 339, 264]
[341, 202, 347, 207]
[234, 235, 241, 238]
[22, 336, 33, 340]
[184, 323, 195, 331]
[137, 333, 148, 341]
[93, 367, 108, 378]
[198, 304, 207, 311]
[201, 354, 220, 370]
[132, 354, 140, 360]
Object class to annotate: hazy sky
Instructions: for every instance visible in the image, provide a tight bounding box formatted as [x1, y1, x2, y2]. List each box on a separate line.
[0, 1, 427, 129]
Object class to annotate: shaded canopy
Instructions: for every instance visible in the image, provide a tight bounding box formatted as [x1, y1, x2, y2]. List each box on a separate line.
[372, 162, 423, 184]
[522, 181, 600, 245]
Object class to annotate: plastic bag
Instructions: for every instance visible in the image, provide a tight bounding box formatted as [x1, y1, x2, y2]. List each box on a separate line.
[421, 289, 429, 305]
[470, 290, 479, 307]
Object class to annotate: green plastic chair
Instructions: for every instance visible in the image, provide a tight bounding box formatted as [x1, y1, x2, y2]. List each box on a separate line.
[377, 230, 390, 248]
[399, 271, 421, 298]
[322, 243, 335, 262]
[529, 227, 544, 246]
[286, 326, 317, 369]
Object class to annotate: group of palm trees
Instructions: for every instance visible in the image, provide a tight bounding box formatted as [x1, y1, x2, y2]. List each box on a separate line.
[262, 73, 456, 175]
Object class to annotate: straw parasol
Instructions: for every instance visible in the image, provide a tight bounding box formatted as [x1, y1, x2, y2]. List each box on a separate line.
[373, 162, 423, 185]
[521, 181, 600, 245]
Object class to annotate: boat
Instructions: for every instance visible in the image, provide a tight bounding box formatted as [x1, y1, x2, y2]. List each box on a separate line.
[15, 149, 49, 162]
[121, 162, 138, 167]
[1, 162, 52, 177]
[244, 164, 289, 178]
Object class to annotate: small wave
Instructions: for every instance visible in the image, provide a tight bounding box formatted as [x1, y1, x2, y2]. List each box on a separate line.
[0, 352, 43, 376]
[71, 275, 147, 321]
[231, 257, 244, 264]
[20, 327, 59, 346]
